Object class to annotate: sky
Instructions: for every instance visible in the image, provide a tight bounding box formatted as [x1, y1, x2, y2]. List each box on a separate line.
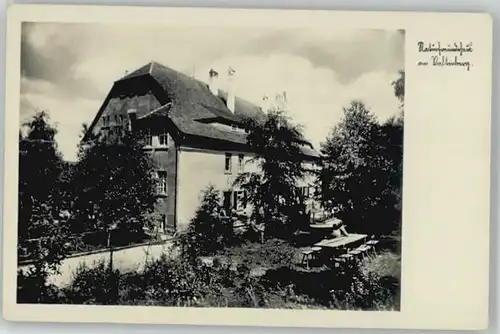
[20, 23, 404, 161]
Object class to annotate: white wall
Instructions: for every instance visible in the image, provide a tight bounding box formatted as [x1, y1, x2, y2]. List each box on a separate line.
[19, 242, 175, 288]
[176, 147, 258, 230]
[176, 147, 319, 230]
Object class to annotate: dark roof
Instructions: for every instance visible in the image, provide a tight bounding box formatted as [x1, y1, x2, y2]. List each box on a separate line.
[120, 62, 264, 123]
[120, 61, 319, 158]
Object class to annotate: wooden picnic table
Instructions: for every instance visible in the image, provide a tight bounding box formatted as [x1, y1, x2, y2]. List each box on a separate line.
[314, 233, 367, 249]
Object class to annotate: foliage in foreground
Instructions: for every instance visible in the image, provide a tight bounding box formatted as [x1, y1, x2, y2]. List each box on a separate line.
[18, 243, 400, 311]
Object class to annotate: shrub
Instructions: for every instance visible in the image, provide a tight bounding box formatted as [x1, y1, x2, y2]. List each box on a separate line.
[330, 252, 401, 310]
[63, 261, 121, 305]
[17, 269, 62, 304]
[177, 185, 233, 261]
[140, 254, 223, 306]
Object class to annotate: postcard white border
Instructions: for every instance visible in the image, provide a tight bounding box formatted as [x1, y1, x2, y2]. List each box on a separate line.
[2, 4, 492, 330]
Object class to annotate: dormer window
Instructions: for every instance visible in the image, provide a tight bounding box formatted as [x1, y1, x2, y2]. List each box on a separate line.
[144, 129, 168, 149]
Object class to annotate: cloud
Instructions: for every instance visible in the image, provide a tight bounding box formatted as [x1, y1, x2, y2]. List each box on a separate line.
[20, 22, 404, 161]
[195, 53, 400, 150]
[21, 22, 103, 100]
[20, 90, 101, 161]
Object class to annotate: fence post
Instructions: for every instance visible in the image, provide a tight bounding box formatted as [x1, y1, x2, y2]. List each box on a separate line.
[107, 229, 113, 273]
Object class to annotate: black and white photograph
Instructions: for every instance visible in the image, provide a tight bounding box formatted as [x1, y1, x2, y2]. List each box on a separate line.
[16, 21, 405, 310]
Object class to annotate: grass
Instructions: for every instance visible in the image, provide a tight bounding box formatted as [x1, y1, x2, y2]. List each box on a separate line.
[361, 251, 401, 279]
[215, 239, 296, 272]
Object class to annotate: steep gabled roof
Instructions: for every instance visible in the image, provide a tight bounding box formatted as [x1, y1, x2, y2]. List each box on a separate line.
[117, 61, 319, 158]
[119, 61, 264, 124]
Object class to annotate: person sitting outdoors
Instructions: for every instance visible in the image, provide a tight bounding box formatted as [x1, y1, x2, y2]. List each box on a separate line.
[339, 223, 349, 237]
[331, 228, 343, 239]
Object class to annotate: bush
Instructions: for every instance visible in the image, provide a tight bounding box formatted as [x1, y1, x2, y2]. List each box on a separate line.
[141, 254, 212, 306]
[63, 261, 121, 305]
[177, 185, 233, 261]
[330, 252, 401, 310]
[17, 269, 62, 304]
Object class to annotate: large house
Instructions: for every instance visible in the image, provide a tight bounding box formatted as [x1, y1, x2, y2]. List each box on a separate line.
[84, 61, 320, 234]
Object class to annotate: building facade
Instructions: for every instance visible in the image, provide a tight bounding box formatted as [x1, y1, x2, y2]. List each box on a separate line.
[84, 61, 319, 233]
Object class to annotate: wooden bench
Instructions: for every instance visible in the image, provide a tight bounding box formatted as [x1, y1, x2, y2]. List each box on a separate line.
[338, 253, 354, 262]
[301, 247, 322, 269]
[366, 240, 379, 255]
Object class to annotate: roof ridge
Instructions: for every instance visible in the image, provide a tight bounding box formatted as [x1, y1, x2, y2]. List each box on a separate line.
[148, 61, 261, 110]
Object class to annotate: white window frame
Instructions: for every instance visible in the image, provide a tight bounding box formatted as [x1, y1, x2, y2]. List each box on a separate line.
[158, 131, 168, 147]
[224, 153, 232, 174]
[156, 171, 167, 195]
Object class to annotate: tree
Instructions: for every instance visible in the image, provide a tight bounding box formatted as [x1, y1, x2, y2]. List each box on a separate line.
[319, 69, 405, 236]
[71, 130, 157, 239]
[234, 107, 311, 238]
[17, 111, 70, 303]
[18, 111, 65, 242]
[386, 69, 405, 233]
[17, 197, 70, 303]
[319, 101, 398, 235]
[392, 70, 405, 108]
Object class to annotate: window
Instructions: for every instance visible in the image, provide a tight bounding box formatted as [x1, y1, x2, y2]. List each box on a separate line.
[234, 191, 247, 211]
[223, 190, 247, 211]
[225, 153, 232, 173]
[152, 135, 159, 147]
[103, 116, 109, 127]
[155, 171, 167, 195]
[145, 130, 153, 146]
[238, 154, 244, 173]
[158, 131, 168, 147]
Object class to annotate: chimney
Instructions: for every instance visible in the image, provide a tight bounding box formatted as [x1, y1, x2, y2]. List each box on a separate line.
[227, 67, 236, 113]
[208, 68, 219, 95]
[127, 108, 137, 132]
